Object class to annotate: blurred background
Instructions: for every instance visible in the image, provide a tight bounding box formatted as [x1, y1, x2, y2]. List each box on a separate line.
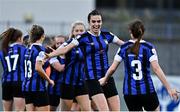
[0, 0, 180, 111]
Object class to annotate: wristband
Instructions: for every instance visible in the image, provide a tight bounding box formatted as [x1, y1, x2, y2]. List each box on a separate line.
[71, 38, 79, 46]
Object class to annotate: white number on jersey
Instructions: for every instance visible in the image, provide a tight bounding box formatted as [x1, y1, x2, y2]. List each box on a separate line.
[131, 60, 143, 80]
[24, 60, 32, 78]
[5, 54, 19, 72]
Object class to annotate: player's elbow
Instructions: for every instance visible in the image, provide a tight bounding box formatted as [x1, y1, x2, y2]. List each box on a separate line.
[58, 65, 65, 72]
[35, 64, 41, 73]
[52, 63, 65, 72]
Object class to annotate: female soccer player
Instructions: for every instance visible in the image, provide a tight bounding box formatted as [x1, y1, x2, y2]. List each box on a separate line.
[99, 19, 179, 111]
[58, 21, 91, 111]
[46, 10, 124, 111]
[69, 21, 85, 111]
[47, 35, 66, 111]
[0, 28, 26, 111]
[22, 25, 54, 111]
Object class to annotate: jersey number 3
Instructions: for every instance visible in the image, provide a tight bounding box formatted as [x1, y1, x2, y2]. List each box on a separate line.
[131, 60, 143, 80]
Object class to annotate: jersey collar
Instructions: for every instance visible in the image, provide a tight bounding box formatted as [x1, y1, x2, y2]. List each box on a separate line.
[9, 42, 22, 47]
[29, 43, 42, 49]
[129, 39, 146, 43]
[87, 31, 101, 37]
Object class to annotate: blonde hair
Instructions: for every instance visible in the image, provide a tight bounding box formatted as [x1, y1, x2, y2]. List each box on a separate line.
[69, 21, 86, 39]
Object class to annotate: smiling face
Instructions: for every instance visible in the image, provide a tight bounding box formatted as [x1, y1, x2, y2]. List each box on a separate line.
[73, 24, 85, 37]
[89, 15, 102, 36]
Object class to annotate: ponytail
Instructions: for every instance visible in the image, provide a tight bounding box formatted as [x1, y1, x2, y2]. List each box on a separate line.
[129, 36, 141, 58]
[0, 28, 22, 54]
[128, 20, 145, 58]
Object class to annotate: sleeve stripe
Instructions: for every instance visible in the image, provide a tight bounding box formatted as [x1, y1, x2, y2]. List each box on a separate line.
[112, 35, 119, 43]
[149, 55, 158, 62]
[114, 55, 122, 62]
[49, 57, 58, 64]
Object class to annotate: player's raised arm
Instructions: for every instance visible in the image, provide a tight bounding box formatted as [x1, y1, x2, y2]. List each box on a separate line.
[47, 38, 79, 58]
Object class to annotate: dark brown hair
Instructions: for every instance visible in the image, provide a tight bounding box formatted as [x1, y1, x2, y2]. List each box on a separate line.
[87, 9, 102, 23]
[29, 25, 44, 43]
[128, 19, 145, 57]
[0, 28, 22, 54]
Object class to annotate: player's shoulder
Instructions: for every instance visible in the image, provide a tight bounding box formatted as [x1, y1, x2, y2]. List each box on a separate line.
[77, 31, 91, 41]
[121, 40, 133, 48]
[101, 29, 112, 36]
[11, 43, 26, 49]
[81, 32, 90, 37]
[141, 40, 154, 49]
[31, 44, 45, 53]
[17, 44, 27, 50]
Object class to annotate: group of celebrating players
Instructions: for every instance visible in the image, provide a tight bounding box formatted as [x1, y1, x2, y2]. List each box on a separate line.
[0, 9, 179, 111]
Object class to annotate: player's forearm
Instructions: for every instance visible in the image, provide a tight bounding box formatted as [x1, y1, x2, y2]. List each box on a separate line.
[49, 43, 75, 58]
[52, 62, 65, 72]
[49, 48, 66, 58]
[153, 64, 171, 91]
[105, 69, 115, 81]
[35, 63, 51, 83]
[155, 68, 171, 91]
[117, 38, 124, 46]
[105, 60, 120, 81]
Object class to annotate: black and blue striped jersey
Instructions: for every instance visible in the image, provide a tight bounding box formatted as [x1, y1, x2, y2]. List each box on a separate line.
[77, 31, 119, 80]
[22, 43, 48, 92]
[0, 43, 26, 83]
[115, 40, 158, 95]
[62, 39, 85, 85]
[48, 57, 65, 96]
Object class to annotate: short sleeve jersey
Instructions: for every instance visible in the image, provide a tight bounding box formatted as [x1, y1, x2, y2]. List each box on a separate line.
[0, 43, 26, 83]
[77, 31, 119, 80]
[115, 40, 158, 95]
[22, 43, 48, 92]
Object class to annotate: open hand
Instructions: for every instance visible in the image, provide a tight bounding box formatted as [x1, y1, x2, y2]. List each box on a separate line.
[168, 88, 179, 101]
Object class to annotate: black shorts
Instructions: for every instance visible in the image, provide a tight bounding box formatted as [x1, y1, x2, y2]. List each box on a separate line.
[60, 83, 88, 100]
[24, 91, 49, 107]
[2, 82, 24, 100]
[49, 94, 60, 107]
[101, 77, 118, 98]
[124, 92, 159, 111]
[85, 79, 103, 97]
